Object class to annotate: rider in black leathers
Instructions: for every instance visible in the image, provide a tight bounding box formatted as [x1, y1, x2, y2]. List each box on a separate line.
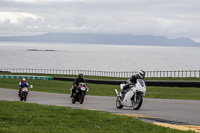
[70, 73, 86, 97]
[120, 70, 145, 97]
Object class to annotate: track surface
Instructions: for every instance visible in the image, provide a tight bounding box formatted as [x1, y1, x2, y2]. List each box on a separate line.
[1, 88, 200, 125]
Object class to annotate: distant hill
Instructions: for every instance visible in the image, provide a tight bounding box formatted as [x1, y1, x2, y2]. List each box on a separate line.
[0, 33, 199, 47]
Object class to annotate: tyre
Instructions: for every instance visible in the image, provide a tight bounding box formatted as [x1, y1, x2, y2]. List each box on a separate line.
[20, 93, 23, 101]
[71, 98, 76, 104]
[71, 93, 76, 104]
[79, 94, 84, 104]
[132, 95, 143, 110]
[116, 97, 123, 109]
[20, 97, 23, 101]
[24, 96, 27, 101]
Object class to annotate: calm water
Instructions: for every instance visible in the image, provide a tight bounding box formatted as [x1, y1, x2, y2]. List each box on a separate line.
[0, 42, 200, 71]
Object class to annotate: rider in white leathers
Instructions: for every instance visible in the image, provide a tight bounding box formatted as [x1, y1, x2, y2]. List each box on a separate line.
[120, 70, 145, 97]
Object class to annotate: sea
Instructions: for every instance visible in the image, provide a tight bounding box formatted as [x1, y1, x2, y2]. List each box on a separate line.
[0, 42, 200, 72]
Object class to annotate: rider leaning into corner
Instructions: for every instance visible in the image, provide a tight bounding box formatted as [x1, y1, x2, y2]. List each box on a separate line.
[120, 70, 145, 97]
[18, 78, 29, 96]
[70, 73, 86, 97]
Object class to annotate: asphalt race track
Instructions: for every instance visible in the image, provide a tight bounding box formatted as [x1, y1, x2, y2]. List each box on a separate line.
[0, 88, 200, 126]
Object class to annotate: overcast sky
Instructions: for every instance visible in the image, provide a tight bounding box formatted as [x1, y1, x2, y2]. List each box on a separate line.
[0, 0, 200, 42]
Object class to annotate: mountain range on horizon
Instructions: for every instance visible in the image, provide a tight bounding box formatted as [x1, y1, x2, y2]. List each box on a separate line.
[0, 33, 199, 47]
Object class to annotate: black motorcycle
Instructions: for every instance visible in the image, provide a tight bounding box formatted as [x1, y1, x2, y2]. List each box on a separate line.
[19, 87, 29, 101]
[70, 82, 88, 104]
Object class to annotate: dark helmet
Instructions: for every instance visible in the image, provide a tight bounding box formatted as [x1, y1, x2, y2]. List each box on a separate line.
[130, 75, 137, 83]
[138, 70, 145, 79]
[78, 73, 84, 79]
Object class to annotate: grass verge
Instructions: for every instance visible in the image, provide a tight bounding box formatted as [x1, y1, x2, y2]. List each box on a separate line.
[0, 101, 195, 133]
[1, 78, 200, 100]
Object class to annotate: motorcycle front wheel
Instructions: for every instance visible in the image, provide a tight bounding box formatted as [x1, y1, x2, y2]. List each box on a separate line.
[79, 94, 85, 104]
[23, 93, 28, 101]
[116, 97, 123, 109]
[132, 95, 143, 110]
[24, 96, 27, 101]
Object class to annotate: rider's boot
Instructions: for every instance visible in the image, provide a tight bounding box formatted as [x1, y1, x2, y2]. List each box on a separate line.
[18, 88, 21, 97]
[70, 89, 74, 98]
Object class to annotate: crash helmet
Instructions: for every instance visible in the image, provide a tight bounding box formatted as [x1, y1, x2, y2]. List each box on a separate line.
[78, 73, 84, 79]
[138, 70, 145, 79]
[22, 78, 26, 83]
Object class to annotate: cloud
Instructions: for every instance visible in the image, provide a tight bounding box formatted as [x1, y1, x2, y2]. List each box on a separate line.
[0, 12, 43, 23]
[0, 0, 200, 42]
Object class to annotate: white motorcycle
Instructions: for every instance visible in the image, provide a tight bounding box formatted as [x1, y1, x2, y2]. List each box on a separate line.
[114, 79, 146, 110]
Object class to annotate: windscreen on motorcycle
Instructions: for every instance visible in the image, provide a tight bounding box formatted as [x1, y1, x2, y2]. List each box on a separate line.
[79, 82, 87, 87]
[22, 87, 29, 92]
[137, 79, 145, 87]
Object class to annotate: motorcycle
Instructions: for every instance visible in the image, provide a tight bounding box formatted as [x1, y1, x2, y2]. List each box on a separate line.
[19, 87, 29, 101]
[114, 79, 146, 110]
[70, 82, 88, 104]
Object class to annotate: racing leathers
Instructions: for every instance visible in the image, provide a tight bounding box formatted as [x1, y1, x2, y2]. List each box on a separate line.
[71, 78, 86, 97]
[121, 75, 137, 93]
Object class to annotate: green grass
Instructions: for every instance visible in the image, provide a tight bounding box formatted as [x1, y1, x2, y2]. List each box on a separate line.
[1, 78, 200, 100]
[0, 101, 195, 133]
[146, 77, 200, 81]
[0, 78, 117, 96]
[147, 86, 200, 100]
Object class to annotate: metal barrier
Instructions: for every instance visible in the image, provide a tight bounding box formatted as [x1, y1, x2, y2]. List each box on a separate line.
[0, 75, 52, 80]
[0, 68, 200, 78]
[53, 77, 200, 87]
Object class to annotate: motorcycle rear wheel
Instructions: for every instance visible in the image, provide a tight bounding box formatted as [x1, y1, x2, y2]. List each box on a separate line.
[71, 93, 76, 104]
[71, 98, 76, 104]
[116, 97, 123, 109]
[20, 97, 23, 101]
[19, 93, 23, 101]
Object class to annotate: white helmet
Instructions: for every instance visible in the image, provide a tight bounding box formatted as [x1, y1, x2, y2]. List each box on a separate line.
[22, 78, 26, 83]
[138, 70, 145, 79]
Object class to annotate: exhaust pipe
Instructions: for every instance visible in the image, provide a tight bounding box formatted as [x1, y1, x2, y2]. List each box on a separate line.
[114, 89, 119, 97]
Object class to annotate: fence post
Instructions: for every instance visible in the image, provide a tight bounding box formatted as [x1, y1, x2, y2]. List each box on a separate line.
[186, 71, 187, 77]
[178, 71, 179, 78]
